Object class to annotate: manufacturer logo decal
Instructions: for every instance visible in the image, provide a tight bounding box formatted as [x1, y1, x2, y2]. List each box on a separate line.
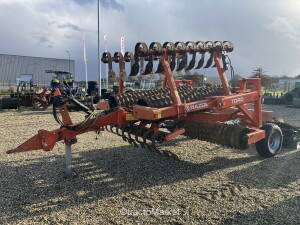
[186, 103, 208, 112]
[231, 97, 244, 104]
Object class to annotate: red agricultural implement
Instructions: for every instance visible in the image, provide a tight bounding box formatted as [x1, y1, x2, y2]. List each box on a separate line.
[7, 41, 286, 176]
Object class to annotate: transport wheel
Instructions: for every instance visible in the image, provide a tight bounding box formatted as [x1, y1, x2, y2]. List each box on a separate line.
[255, 123, 283, 157]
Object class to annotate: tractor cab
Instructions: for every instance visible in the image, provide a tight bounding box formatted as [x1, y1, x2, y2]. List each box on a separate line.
[64, 78, 75, 89]
[46, 70, 75, 91]
[50, 77, 60, 89]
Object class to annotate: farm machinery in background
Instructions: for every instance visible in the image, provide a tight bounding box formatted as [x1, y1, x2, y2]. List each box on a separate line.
[0, 70, 93, 111]
[31, 70, 93, 110]
[0, 80, 38, 110]
[6, 40, 300, 176]
[262, 87, 300, 107]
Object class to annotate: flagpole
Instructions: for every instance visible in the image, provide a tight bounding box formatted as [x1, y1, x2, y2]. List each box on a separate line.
[85, 59, 88, 92]
[104, 34, 108, 89]
[83, 30, 88, 91]
[121, 36, 124, 85]
[98, 0, 101, 96]
[121, 36, 125, 56]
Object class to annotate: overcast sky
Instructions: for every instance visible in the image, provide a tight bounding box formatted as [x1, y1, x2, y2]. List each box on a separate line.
[1, 0, 300, 81]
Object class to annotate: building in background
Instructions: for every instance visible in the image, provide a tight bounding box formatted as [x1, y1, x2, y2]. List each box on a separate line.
[278, 78, 300, 91]
[0, 54, 75, 86]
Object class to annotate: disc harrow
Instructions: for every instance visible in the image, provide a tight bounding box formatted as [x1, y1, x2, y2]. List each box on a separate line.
[106, 122, 180, 160]
[7, 40, 288, 177]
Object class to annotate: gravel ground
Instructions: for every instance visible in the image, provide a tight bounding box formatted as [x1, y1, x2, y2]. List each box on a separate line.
[0, 105, 299, 224]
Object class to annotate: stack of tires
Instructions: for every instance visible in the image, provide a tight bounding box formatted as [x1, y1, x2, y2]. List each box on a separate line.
[87, 81, 98, 96]
[284, 92, 294, 105]
[284, 87, 300, 105]
[0, 96, 19, 110]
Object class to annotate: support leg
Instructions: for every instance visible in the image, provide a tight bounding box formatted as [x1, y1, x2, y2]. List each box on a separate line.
[65, 144, 76, 178]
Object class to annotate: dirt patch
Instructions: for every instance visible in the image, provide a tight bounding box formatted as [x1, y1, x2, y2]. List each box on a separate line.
[0, 105, 299, 224]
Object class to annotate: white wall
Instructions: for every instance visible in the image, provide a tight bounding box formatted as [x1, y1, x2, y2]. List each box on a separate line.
[278, 79, 300, 90]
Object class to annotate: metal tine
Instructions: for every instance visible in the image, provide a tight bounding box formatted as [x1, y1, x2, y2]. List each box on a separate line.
[195, 54, 205, 69]
[140, 57, 145, 75]
[163, 42, 176, 71]
[175, 41, 187, 72]
[109, 124, 114, 133]
[126, 126, 139, 147]
[149, 133, 162, 155]
[203, 41, 215, 68]
[110, 124, 117, 134]
[204, 53, 213, 68]
[102, 52, 118, 82]
[130, 138, 139, 148]
[194, 41, 207, 69]
[114, 51, 128, 82]
[121, 126, 129, 142]
[135, 127, 146, 148]
[124, 51, 135, 78]
[153, 132, 179, 160]
[177, 54, 187, 71]
[155, 58, 164, 74]
[143, 129, 154, 150]
[116, 126, 123, 137]
[143, 42, 162, 75]
[129, 42, 148, 76]
[185, 41, 196, 70]
[143, 56, 153, 75]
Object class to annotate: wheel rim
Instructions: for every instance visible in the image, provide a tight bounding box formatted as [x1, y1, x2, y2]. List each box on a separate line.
[268, 130, 281, 153]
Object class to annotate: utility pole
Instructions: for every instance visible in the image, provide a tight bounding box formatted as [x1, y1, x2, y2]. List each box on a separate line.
[98, 0, 101, 96]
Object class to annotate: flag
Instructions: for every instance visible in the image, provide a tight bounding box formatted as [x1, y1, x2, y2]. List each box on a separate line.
[121, 36, 125, 56]
[83, 30, 87, 64]
[104, 34, 108, 52]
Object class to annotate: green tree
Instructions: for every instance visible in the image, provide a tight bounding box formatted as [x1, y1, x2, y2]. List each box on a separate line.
[250, 67, 271, 89]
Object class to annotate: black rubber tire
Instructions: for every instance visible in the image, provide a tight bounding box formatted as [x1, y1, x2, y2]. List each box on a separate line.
[88, 81, 98, 85]
[87, 89, 91, 96]
[1, 97, 19, 109]
[284, 93, 294, 104]
[255, 123, 283, 157]
[88, 84, 99, 90]
[88, 84, 98, 95]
